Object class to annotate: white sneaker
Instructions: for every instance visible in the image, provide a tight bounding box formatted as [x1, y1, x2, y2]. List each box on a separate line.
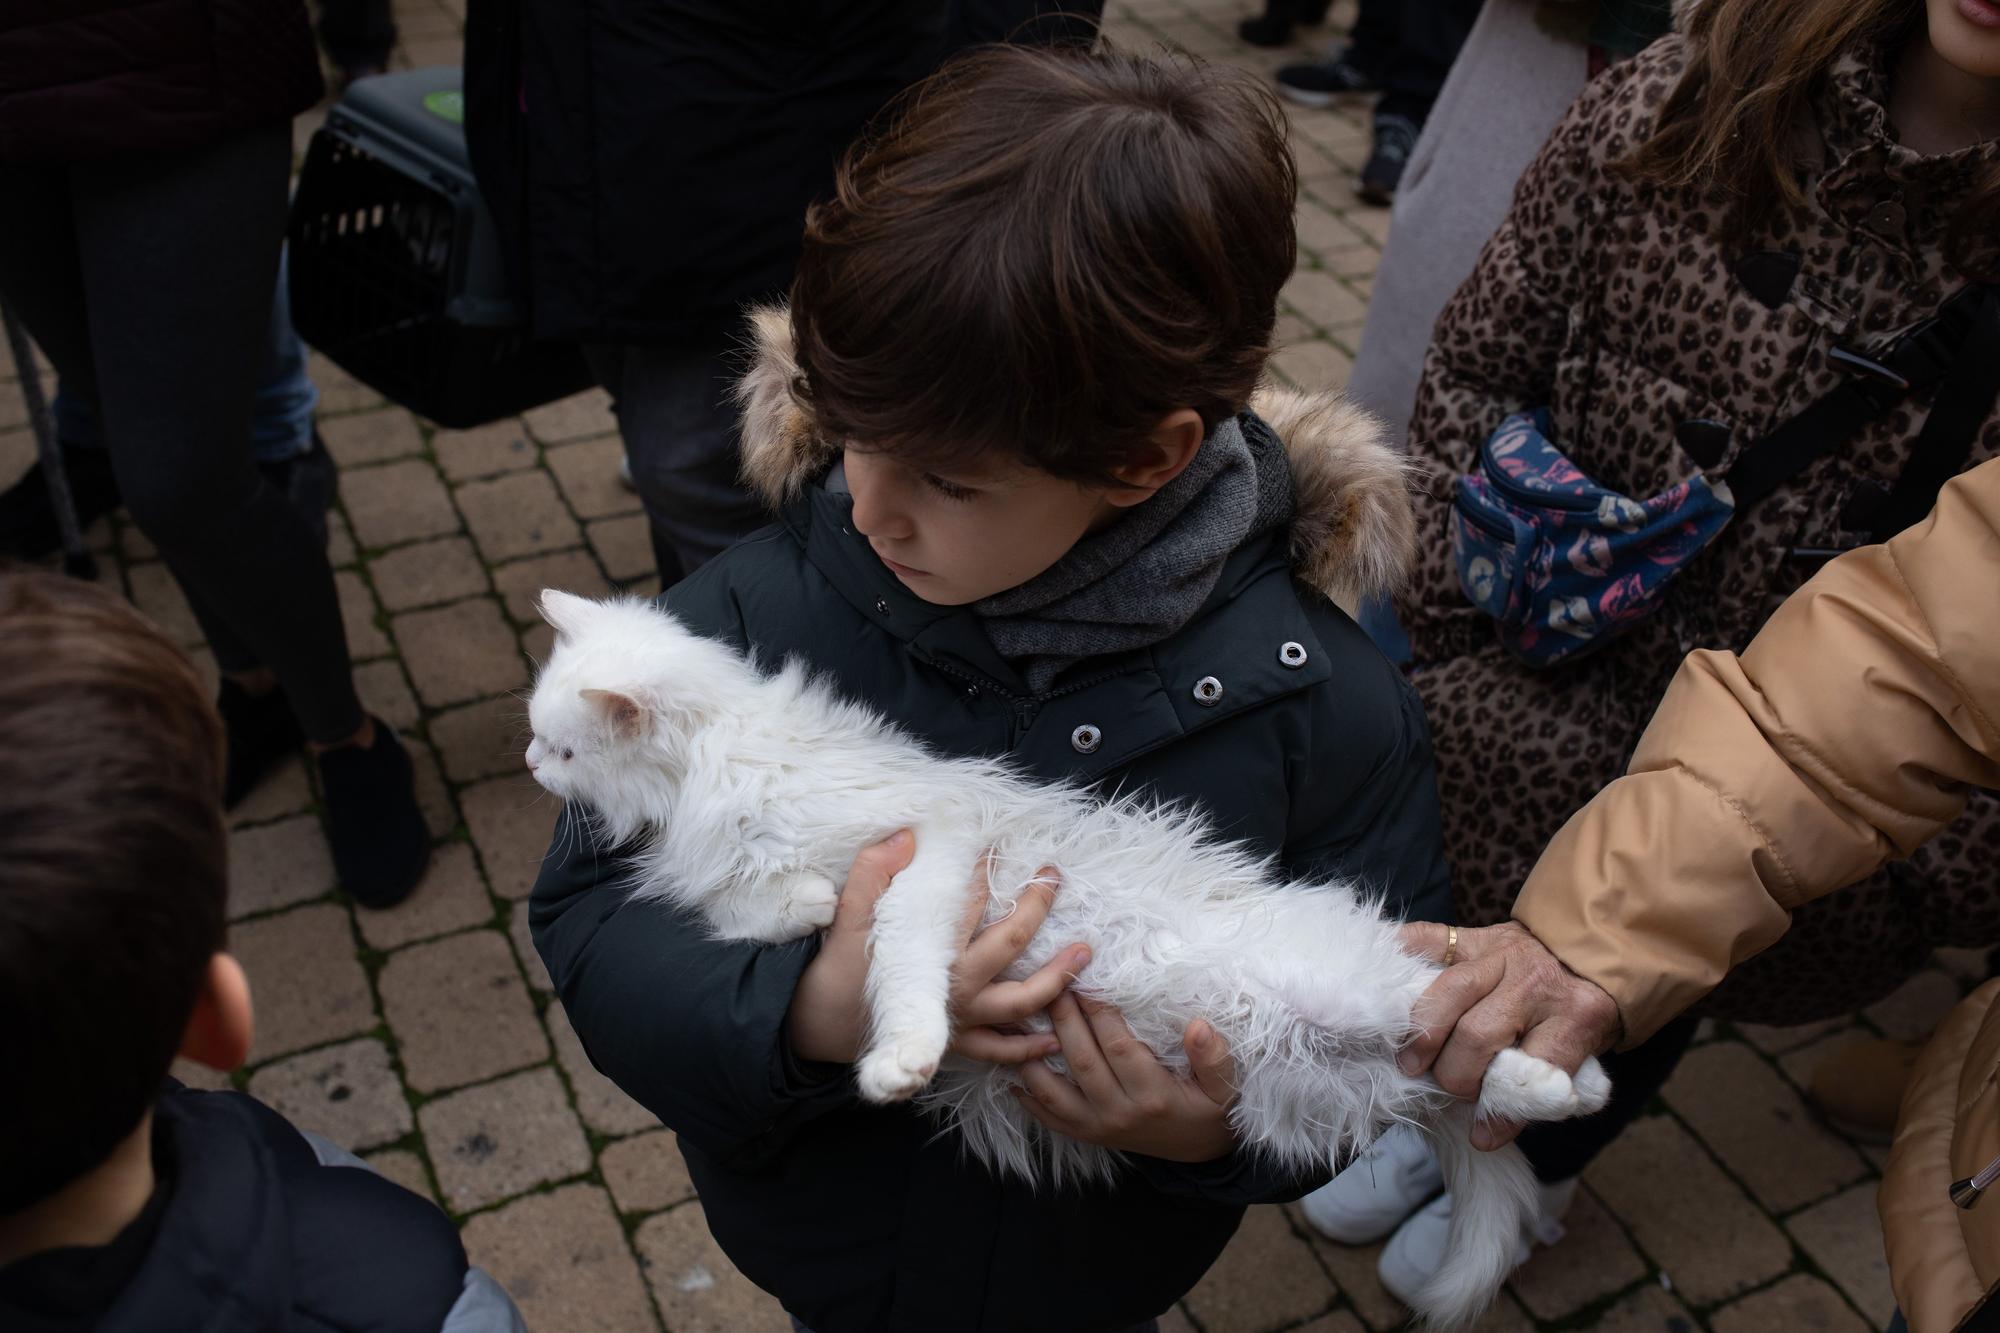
[1300, 1123, 1444, 1244]
[1375, 1177, 1578, 1310]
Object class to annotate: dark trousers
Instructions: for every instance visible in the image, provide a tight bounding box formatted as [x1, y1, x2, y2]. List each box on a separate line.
[0, 123, 364, 744]
[318, 0, 397, 70]
[1349, 0, 1483, 128]
[586, 336, 771, 588]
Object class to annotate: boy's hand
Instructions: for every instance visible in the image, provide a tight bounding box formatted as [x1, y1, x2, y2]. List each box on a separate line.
[1013, 995, 1237, 1163]
[947, 863, 1088, 1064]
[787, 831, 916, 1064]
[787, 837, 1088, 1066]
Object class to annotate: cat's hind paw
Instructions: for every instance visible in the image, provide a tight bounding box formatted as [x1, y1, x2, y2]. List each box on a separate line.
[856, 1036, 944, 1104]
[774, 873, 840, 938]
[1476, 1047, 1612, 1123]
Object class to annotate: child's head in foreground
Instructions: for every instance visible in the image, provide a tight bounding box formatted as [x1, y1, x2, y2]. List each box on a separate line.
[789, 43, 1298, 606]
[0, 570, 248, 1219]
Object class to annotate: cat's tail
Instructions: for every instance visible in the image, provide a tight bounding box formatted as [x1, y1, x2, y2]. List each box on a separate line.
[1409, 1102, 1541, 1329]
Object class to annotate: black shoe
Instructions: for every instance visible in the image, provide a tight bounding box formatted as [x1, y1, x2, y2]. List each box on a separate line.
[218, 678, 307, 809]
[0, 446, 122, 560]
[318, 719, 430, 909]
[1358, 113, 1420, 205]
[1238, 0, 1333, 47]
[258, 429, 338, 549]
[1275, 48, 1379, 106]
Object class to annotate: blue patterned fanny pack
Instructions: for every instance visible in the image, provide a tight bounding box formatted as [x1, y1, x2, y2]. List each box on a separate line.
[1450, 410, 1735, 668]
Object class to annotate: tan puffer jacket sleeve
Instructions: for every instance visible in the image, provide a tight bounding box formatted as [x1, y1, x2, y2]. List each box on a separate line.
[1511, 455, 2000, 1046]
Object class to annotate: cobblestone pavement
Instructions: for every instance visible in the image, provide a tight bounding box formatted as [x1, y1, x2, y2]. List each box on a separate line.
[0, 0, 1972, 1329]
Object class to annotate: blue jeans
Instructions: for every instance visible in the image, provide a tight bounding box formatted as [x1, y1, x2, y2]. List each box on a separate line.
[55, 247, 317, 465]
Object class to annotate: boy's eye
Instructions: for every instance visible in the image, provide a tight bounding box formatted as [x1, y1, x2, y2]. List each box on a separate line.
[921, 472, 979, 502]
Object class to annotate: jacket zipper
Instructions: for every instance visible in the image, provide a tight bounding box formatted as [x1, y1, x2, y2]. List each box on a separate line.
[1952, 1151, 2000, 1208]
[1480, 439, 1601, 512]
[1454, 483, 1521, 541]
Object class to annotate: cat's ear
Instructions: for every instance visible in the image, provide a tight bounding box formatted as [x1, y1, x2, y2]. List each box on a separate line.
[580, 687, 651, 740]
[539, 589, 598, 640]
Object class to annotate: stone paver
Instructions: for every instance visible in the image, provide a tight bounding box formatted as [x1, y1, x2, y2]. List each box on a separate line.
[248, 1036, 412, 1151]
[1509, 1187, 1649, 1322]
[1663, 1040, 1870, 1213]
[601, 1129, 695, 1213]
[368, 535, 489, 612]
[634, 1202, 792, 1333]
[461, 1185, 658, 1333]
[1711, 1274, 1873, 1333]
[419, 1066, 592, 1211]
[228, 815, 337, 919]
[1186, 1204, 1338, 1331]
[35, 4, 1928, 1328]
[433, 419, 538, 482]
[356, 842, 494, 950]
[458, 470, 582, 562]
[340, 459, 459, 549]
[377, 929, 547, 1092]
[233, 903, 375, 1063]
[1789, 1183, 1896, 1330]
[394, 597, 529, 707]
[1585, 1114, 1792, 1307]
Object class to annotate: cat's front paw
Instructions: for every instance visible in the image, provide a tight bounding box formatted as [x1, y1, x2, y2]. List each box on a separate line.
[775, 873, 840, 937]
[1476, 1047, 1607, 1123]
[856, 1035, 944, 1104]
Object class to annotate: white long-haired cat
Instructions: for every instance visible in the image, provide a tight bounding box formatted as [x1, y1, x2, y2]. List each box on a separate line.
[525, 590, 1610, 1329]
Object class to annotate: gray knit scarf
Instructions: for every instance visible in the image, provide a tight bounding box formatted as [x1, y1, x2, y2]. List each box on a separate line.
[974, 414, 1294, 693]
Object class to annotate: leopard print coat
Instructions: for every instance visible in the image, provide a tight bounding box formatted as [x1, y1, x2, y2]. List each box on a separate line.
[1399, 35, 2000, 1024]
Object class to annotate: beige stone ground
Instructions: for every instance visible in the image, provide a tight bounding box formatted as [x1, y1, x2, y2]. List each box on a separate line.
[0, 0, 1970, 1328]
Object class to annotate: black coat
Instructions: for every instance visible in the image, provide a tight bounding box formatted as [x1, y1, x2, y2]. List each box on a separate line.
[463, 0, 946, 345]
[0, 1087, 489, 1333]
[0, 0, 322, 164]
[530, 323, 1452, 1332]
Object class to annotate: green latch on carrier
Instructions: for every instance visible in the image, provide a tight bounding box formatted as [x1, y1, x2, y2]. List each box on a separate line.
[422, 90, 465, 125]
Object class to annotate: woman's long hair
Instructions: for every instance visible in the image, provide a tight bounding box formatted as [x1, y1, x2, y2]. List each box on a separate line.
[1618, 0, 2000, 277]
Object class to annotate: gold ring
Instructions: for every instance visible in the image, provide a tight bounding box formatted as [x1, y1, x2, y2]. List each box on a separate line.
[1442, 925, 1458, 969]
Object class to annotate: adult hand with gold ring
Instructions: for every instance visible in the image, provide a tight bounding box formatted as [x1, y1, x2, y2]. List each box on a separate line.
[1393, 920, 1622, 1150]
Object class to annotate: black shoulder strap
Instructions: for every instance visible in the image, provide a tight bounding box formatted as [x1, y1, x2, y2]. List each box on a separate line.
[1869, 285, 2000, 541]
[1725, 282, 1991, 512]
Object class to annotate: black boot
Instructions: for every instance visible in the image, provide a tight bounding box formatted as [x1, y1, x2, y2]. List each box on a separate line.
[318, 719, 431, 909]
[218, 677, 307, 808]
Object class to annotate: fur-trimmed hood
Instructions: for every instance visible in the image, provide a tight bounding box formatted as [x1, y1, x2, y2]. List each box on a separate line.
[732, 306, 1418, 614]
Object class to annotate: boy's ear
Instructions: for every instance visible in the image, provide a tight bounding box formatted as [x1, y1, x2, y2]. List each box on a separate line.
[178, 954, 254, 1073]
[1104, 409, 1206, 508]
[580, 687, 652, 740]
[538, 589, 597, 639]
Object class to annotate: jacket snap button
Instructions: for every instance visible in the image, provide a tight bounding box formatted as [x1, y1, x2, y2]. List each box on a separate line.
[1192, 676, 1224, 706]
[1278, 641, 1308, 668]
[874, 597, 890, 615]
[1070, 724, 1102, 755]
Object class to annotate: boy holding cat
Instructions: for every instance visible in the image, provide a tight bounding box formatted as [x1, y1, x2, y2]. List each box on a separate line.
[0, 570, 523, 1333]
[531, 44, 1453, 1332]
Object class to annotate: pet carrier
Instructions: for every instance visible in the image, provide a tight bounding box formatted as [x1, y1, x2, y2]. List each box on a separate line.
[289, 68, 591, 429]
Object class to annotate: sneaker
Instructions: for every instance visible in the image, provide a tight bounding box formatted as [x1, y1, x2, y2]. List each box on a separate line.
[218, 678, 307, 809]
[1301, 1123, 1443, 1244]
[257, 429, 339, 549]
[1806, 1036, 1925, 1145]
[1376, 1177, 1578, 1310]
[1358, 113, 1420, 206]
[1275, 49, 1379, 107]
[0, 446, 122, 560]
[318, 719, 431, 909]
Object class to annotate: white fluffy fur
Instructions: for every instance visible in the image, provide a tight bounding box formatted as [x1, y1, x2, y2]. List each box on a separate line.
[525, 591, 1611, 1329]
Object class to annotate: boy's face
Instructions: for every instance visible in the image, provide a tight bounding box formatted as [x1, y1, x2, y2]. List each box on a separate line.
[844, 446, 1122, 605]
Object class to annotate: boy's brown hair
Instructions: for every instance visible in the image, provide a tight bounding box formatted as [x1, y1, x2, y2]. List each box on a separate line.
[790, 43, 1298, 483]
[0, 570, 227, 1212]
